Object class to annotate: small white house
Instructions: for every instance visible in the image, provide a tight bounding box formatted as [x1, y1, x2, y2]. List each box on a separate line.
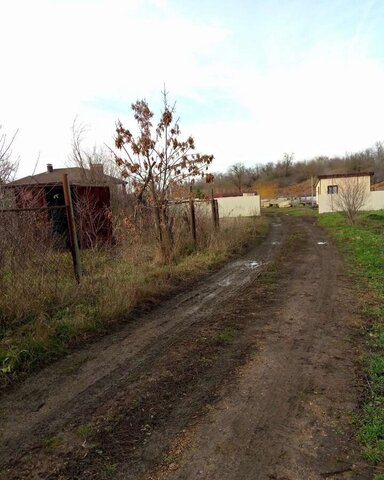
[315, 172, 384, 214]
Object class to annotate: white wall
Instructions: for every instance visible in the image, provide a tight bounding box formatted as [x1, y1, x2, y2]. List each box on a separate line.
[364, 191, 384, 210]
[194, 195, 261, 218]
[318, 191, 384, 213]
[216, 195, 261, 217]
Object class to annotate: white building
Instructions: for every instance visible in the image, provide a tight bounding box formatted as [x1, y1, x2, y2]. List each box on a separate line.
[194, 193, 261, 218]
[315, 172, 384, 214]
[215, 193, 261, 217]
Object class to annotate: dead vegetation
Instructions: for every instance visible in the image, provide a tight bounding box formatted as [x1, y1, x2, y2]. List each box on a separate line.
[0, 201, 267, 386]
[0, 125, 19, 183]
[334, 176, 369, 224]
[111, 90, 214, 262]
[0, 92, 268, 385]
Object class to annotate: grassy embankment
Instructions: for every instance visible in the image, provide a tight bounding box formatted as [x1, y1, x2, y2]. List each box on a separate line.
[0, 217, 267, 386]
[319, 211, 384, 475]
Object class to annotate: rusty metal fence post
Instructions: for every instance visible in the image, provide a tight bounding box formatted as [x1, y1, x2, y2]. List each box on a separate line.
[214, 199, 220, 229]
[211, 189, 219, 230]
[62, 174, 82, 283]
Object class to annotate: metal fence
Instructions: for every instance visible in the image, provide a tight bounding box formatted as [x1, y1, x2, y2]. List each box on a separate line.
[0, 206, 74, 326]
[0, 177, 220, 301]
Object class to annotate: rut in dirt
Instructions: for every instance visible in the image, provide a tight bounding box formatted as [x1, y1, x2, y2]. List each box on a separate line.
[0, 216, 284, 479]
[158, 218, 372, 480]
[0, 215, 371, 480]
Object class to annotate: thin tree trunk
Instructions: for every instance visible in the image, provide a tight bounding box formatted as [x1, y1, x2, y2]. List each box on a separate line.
[160, 204, 172, 263]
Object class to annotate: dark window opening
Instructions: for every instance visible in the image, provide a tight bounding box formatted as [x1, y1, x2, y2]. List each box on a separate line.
[45, 186, 69, 248]
[327, 185, 338, 194]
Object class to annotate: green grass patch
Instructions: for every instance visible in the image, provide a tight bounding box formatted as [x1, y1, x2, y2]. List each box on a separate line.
[215, 326, 237, 345]
[319, 210, 384, 465]
[76, 423, 95, 440]
[102, 463, 118, 478]
[43, 435, 63, 450]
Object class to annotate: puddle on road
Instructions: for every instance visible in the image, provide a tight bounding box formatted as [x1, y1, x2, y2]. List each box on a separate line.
[217, 261, 263, 287]
[271, 222, 282, 228]
[218, 277, 233, 287]
[317, 241, 327, 245]
[271, 241, 281, 245]
[244, 260, 262, 269]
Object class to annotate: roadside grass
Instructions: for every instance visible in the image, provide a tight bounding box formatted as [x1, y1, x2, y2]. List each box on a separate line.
[0, 216, 268, 386]
[318, 210, 384, 466]
[76, 423, 95, 441]
[215, 326, 238, 345]
[43, 435, 63, 451]
[102, 463, 118, 479]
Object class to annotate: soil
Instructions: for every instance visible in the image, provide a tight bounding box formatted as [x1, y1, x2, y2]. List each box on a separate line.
[0, 214, 373, 480]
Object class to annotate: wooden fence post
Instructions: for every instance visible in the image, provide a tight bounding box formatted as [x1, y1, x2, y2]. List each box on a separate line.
[62, 173, 82, 283]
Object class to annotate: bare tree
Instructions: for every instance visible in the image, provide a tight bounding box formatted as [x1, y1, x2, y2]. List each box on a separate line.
[69, 117, 121, 182]
[74, 188, 112, 248]
[282, 152, 294, 177]
[112, 89, 214, 261]
[68, 118, 128, 213]
[228, 163, 247, 192]
[0, 126, 19, 183]
[334, 177, 368, 224]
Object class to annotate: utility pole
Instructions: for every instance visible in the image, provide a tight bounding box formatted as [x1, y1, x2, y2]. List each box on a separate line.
[311, 176, 314, 206]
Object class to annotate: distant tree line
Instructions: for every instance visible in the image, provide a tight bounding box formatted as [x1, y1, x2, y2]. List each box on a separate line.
[194, 141, 384, 197]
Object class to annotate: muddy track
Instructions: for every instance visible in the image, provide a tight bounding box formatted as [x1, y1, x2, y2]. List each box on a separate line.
[0, 215, 372, 479]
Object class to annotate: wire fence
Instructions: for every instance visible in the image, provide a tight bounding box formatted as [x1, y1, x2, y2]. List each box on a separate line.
[0, 178, 220, 319]
[0, 177, 234, 359]
[0, 205, 74, 327]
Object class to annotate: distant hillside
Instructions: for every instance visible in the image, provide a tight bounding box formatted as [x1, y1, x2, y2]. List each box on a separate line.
[194, 140, 384, 199]
[373, 181, 384, 191]
[278, 180, 313, 197]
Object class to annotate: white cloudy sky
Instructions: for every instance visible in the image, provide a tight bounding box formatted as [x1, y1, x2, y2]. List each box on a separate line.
[2, 0, 384, 177]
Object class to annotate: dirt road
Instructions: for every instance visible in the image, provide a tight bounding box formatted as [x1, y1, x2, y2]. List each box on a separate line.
[0, 215, 372, 479]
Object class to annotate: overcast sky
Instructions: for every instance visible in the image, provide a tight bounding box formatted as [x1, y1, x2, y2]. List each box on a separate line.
[2, 0, 384, 177]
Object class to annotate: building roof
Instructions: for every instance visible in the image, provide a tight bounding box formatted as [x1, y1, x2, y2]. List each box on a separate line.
[213, 192, 245, 198]
[373, 180, 384, 191]
[314, 172, 374, 187]
[8, 165, 126, 187]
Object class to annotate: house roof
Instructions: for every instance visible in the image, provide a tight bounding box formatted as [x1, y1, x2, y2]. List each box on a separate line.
[7, 166, 126, 187]
[314, 172, 374, 187]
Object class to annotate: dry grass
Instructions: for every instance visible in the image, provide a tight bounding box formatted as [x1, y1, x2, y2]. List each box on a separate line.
[0, 210, 267, 385]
